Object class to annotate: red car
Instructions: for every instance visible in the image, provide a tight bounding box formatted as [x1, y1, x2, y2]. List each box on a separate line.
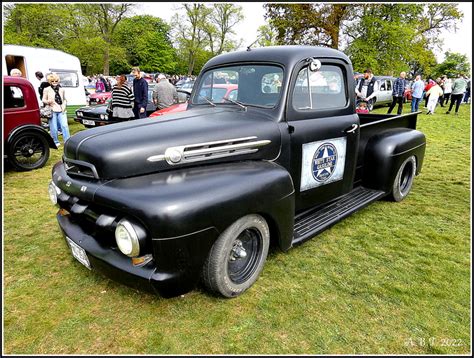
[4, 76, 57, 171]
[149, 84, 239, 117]
[89, 91, 112, 105]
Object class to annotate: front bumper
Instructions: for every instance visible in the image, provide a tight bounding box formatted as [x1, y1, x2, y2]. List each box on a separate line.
[57, 211, 188, 298]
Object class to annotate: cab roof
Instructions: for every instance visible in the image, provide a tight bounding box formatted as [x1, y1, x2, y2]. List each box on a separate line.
[202, 45, 351, 70]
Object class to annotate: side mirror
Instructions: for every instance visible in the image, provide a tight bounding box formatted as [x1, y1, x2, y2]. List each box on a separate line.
[177, 89, 191, 103]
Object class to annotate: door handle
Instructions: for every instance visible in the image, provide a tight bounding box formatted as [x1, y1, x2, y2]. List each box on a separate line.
[344, 123, 359, 134]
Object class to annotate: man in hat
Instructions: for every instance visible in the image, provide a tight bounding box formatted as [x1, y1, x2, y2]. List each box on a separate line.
[152, 74, 178, 110]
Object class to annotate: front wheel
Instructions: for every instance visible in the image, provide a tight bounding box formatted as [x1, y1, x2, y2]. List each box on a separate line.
[202, 214, 270, 298]
[389, 155, 416, 202]
[8, 131, 50, 171]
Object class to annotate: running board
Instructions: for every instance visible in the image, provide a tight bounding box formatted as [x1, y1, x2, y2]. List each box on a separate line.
[292, 186, 386, 246]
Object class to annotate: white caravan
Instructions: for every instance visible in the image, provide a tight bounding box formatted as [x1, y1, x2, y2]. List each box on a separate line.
[3, 44, 87, 106]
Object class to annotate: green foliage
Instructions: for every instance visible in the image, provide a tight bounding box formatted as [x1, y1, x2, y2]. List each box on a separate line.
[256, 25, 279, 47]
[264, 4, 357, 49]
[113, 15, 177, 74]
[432, 52, 471, 78]
[170, 3, 244, 75]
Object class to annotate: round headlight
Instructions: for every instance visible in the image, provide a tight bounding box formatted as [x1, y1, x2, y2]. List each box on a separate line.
[100, 114, 105, 120]
[104, 114, 109, 120]
[77, 112, 83, 117]
[115, 219, 141, 257]
[48, 181, 60, 205]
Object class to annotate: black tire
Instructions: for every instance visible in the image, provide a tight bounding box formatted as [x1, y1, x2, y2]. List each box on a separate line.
[8, 131, 50, 171]
[202, 214, 270, 298]
[389, 155, 416, 202]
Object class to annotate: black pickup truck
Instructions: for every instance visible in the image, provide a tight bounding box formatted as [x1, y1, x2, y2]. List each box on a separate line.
[48, 46, 426, 298]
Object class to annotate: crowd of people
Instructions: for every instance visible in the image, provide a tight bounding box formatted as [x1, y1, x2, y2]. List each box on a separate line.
[355, 68, 470, 116]
[8, 63, 471, 148]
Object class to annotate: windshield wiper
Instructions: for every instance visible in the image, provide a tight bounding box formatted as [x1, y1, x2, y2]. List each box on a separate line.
[198, 95, 216, 107]
[222, 97, 247, 111]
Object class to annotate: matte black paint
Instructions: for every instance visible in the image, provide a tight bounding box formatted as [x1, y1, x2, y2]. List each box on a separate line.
[52, 46, 426, 297]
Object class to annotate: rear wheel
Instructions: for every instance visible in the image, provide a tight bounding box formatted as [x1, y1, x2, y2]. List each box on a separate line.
[202, 214, 270, 298]
[8, 131, 50, 171]
[389, 155, 416, 202]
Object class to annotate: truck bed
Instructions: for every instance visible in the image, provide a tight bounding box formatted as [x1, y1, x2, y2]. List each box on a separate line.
[355, 111, 421, 186]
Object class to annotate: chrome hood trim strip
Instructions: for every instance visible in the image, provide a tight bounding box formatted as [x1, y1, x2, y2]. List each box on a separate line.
[147, 136, 271, 165]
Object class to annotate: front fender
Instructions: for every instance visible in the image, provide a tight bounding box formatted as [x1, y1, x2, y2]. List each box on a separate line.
[363, 128, 426, 192]
[95, 161, 295, 249]
[7, 124, 57, 149]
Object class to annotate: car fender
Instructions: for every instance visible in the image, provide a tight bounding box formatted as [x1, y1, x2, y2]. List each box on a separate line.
[7, 124, 57, 149]
[95, 160, 295, 249]
[362, 128, 426, 192]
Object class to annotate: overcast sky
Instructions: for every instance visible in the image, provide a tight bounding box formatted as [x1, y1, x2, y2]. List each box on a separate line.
[135, 2, 472, 64]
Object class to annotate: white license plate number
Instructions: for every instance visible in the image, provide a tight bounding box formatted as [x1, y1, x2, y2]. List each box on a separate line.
[82, 119, 95, 126]
[66, 236, 91, 270]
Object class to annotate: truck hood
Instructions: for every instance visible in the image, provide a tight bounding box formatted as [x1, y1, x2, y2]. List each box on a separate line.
[64, 107, 282, 179]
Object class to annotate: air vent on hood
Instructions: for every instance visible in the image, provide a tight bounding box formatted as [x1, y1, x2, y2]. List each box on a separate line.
[147, 136, 271, 165]
[63, 157, 99, 179]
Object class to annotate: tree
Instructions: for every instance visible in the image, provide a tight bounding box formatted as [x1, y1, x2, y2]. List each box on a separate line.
[344, 4, 463, 76]
[432, 52, 471, 78]
[256, 25, 280, 47]
[3, 4, 75, 50]
[75, 3, 133, 75]
[171, 4, 212, 75]
[205, 4, 243, 56]
[264, 3, 357, 49]
[114, 15, 177, 74]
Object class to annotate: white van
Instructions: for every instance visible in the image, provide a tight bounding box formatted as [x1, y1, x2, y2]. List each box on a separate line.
[3, 44, 87, 106]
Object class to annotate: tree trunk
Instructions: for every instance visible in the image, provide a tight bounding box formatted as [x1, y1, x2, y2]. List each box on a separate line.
[103, 45, 109, 75]
[187, 50, 195, 76]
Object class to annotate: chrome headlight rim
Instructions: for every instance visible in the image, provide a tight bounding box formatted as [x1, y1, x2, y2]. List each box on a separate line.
[115, 218, 141, 257]
[48, 181, 60, 205]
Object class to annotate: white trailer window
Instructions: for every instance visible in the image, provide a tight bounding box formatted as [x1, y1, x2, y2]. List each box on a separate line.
[53, 71, 79, 87]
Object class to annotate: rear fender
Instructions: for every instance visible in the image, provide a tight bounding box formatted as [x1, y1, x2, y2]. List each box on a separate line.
[363, 128, 426, 192]
[7, 124, 57, 149]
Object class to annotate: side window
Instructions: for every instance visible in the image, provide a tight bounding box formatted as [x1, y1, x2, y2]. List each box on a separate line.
[4, 86, 25, 108]
[379, 81, 386, 91]
[52, 71, 79, 87]
[292, 64, 347, 111]
[386, 80, 392, 91]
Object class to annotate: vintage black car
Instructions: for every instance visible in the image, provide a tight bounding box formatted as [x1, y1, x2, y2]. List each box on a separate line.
[49, 46, 426, 298]
[74, 86, 157, 128]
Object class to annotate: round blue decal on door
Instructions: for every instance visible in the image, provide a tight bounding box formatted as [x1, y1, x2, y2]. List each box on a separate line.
[312, 143, 338, 182]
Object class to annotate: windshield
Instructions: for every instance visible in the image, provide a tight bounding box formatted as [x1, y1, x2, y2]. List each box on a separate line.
[192, 64, 284, 108]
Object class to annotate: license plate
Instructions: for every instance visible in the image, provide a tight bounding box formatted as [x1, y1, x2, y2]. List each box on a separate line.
[66, 236, 91, 270]
[82, 119, 95, 126]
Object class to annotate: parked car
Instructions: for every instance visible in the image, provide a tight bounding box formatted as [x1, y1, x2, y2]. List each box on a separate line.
[149, 85, 238, 117]
[175, 78, 194, 89]
[4, 76, 57, 171]
[368, 76, 397, 110]
[88, 91, 111, 105]
[74, 86, 157, 128]
[49, 46, 426, 299]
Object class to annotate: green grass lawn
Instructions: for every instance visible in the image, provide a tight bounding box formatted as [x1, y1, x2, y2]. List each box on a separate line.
[3, 103, 471, 354]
